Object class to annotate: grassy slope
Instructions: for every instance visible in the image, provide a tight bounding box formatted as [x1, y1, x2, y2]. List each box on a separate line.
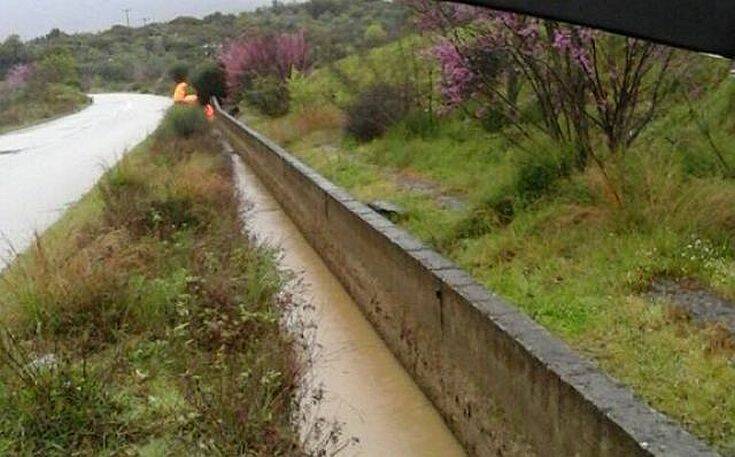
[246, 44, 735, 453]
[0, 83, 91, 133]
[0, 109, 304, 455]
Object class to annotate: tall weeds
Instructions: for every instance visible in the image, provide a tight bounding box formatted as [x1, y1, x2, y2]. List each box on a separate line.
[0, 108, 309, 454]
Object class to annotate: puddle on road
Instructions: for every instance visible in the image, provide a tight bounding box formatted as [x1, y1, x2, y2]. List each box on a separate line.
[232, 154, 465, 457]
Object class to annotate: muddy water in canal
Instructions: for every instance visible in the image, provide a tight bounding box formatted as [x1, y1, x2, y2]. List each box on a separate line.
[232, 154, 465, 456]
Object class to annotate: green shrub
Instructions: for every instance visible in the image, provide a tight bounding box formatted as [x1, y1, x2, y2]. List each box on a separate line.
[478, 106, 506, 132]
[245, 76, 291, 117]
[512, 144, 572, 202]
[168, 63, 189, 83]
[99, 60, 135, 82]
[145, 196, 199, 235]
[454, 193, 515, 240]
[345, 83, 407, 142]
[402, 110, 438, 138]
[0, 331, 130, 454]
[0, 370, 124, 454]
[41, 83, 89, 109]
[287, 70, 331, 111]
[364, 23, 388, 46]
[192, 63, 226, 105]
[34, 48, 80, 89]
[161, 106, 208, 139]
[305, 0, 346, 18]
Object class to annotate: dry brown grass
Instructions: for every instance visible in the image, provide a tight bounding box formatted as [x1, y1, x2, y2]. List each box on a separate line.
[262, 104, 344, 145]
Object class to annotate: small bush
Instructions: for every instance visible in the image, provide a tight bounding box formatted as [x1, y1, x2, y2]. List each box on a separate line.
[512, 145, 572, 202]
[98, 60, 135, 82]
[402, 110, 438, 138]
[34, 48, 80, 89]
[364, 23, 388, 46]
[454, 194, 515, 240]
[168, 63, 189, 83]
[245, 76, 291, 117]
[161, 106, 208, 139]
[0, 333, 129, 454]
[288, 70, 331, 110]
[478, 106, 506, 132]
[41, 83, 89, 109]
[305, 0, 346, 18]
[345, 83, 407, 142]
[2, 231, 145, 346]
[144, 196, 199, 235]
[192, 63, 227, 105]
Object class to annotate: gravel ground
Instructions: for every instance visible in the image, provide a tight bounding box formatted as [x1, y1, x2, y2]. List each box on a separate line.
[650, 279, 735, 336]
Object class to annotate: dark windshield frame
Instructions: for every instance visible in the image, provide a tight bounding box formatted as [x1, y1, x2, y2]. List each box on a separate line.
[443, 0, 735, 58]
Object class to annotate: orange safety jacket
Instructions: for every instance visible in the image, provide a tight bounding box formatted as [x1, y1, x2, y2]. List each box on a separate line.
[173, 82, 198, 105]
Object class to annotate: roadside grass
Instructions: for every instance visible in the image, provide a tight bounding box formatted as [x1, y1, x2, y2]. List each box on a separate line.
[245, 60, 735, 452]
[0, 106, 306, 455]
[0, 83, 90, 133]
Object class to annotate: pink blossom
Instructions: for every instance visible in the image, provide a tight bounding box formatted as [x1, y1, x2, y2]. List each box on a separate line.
[398, 0, 480, 30]
[452, 5, 481, 23]
[552, 29, 573, 52]
[274, 31, 310, 80]
[551, 29, 593, 72]
[406, 2, 673, 156]
[219, 31, 310, 97]
[433, 42, 474, 108]
[5, 63, 34, 90]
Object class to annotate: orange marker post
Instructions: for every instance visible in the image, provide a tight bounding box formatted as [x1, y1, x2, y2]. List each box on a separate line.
[204, 104, 215, 121]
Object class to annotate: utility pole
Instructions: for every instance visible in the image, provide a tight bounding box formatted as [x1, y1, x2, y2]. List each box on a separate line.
[122, 8, 132, 27]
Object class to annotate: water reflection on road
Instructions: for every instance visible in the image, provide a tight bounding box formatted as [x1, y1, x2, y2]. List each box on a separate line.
[0, 93, 170, 264]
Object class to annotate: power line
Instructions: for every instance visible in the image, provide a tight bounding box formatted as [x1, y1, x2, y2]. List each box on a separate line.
[122, 8, 132, 27]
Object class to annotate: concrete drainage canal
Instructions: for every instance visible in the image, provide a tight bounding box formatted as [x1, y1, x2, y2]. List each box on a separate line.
[216, 100, 719, 457]
[232, 153, 466, 456]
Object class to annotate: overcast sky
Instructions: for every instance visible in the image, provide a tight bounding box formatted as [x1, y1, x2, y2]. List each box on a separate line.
[0, 0, 275, 40]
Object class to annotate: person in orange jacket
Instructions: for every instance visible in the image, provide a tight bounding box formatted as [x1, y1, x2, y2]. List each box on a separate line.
[170, 65, 215, 121]
[171, 66, 199, 106]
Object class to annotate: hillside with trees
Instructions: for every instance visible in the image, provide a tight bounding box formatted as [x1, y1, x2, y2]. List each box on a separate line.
[0, 46, 88, 131]
[0, 0, 408, 130]
[0, 0, 408, 95]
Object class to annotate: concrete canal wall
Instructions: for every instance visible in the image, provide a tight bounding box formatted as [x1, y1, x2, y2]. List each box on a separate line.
[214, 105, 718, 457]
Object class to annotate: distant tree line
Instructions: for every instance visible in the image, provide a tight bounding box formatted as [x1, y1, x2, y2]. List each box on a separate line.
[0, 0, 409, 95]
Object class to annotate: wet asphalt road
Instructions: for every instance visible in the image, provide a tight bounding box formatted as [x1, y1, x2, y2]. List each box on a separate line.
[0, 93, 170, 264]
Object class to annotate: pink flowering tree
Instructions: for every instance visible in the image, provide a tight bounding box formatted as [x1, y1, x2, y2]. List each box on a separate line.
[402, 0, 676, 180]
[4, 63, 34, 91]
[219, 30, 310, 100]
